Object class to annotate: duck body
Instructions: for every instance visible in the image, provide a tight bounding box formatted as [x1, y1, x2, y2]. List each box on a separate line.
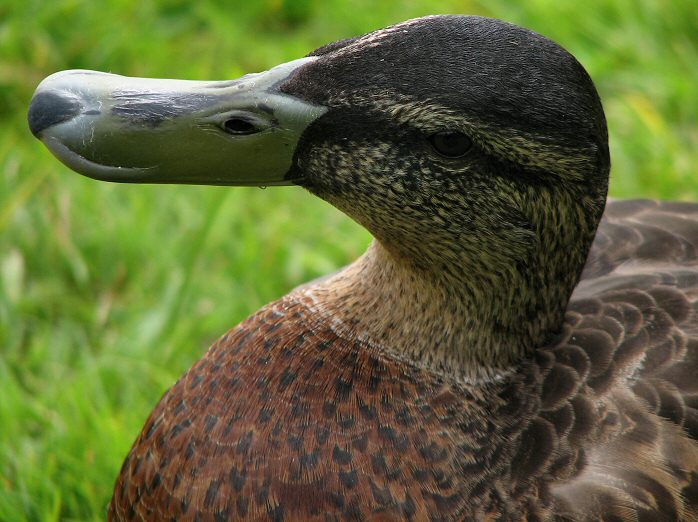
[28, 15, 698, 521]
[110, 199, 698, 521]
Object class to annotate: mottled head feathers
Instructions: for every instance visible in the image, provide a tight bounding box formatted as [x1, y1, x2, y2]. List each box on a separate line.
[281, 16, 611, 368]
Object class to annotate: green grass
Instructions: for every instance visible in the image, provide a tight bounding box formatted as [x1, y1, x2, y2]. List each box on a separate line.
[1, 0, 696, 520]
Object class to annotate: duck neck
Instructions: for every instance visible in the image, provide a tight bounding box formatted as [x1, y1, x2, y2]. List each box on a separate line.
[295, 239, 569, 383]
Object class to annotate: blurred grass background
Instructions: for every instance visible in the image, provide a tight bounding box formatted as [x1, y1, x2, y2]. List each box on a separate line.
[1, 0, 696, 520]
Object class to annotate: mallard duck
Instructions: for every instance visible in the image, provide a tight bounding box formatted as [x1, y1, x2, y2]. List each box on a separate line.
[28, 14, 698, 522]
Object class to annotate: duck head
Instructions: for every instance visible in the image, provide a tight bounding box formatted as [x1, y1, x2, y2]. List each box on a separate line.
[29, 15, 610, 377]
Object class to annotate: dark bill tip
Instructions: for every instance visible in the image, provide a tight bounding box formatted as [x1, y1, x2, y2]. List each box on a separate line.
[28, 91, 82, 137]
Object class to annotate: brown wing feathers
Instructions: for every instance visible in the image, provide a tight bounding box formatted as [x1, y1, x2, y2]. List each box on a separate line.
[555, 199, 698, 519]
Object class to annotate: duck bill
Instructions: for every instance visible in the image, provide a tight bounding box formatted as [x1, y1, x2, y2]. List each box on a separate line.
[27, 58, 326, 186]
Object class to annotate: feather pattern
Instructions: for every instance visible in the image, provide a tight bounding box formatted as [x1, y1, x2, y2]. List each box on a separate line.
[109, 199, 698, 521]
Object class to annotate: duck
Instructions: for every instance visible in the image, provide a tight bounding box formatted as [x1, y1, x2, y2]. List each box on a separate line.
[27, 14, 698, 522]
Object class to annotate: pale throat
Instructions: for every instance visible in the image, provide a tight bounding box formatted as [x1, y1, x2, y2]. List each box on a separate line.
[292, 239, 554, 383]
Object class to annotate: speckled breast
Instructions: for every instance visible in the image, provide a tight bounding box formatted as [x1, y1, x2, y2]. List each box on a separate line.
[107, 296, 544, 521]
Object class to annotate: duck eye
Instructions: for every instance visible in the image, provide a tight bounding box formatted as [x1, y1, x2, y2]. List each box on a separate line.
[428, 132, 472, 158]
[223, 118, 258, 135]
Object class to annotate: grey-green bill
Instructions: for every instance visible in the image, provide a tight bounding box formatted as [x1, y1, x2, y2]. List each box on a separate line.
[28, 57, 326, 186]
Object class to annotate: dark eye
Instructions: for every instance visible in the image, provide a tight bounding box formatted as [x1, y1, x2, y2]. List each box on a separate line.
[223, 118, 258, 135]
[428, 132, 472, 158]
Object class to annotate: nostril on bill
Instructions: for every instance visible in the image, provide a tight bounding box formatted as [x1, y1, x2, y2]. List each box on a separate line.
[28, 91, 83, 137]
